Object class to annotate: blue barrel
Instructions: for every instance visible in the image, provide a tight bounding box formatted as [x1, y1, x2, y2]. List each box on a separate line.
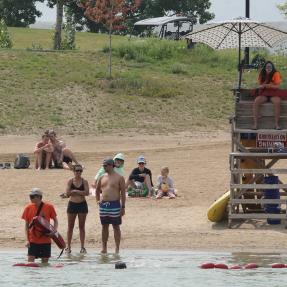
[264, 176, 281, 224]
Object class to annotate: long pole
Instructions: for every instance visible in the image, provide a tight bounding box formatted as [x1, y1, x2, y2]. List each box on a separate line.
[244, 0, 250, 64]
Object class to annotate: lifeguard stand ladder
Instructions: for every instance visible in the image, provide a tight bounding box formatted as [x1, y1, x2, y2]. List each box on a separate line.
[228, 89, 287, 228]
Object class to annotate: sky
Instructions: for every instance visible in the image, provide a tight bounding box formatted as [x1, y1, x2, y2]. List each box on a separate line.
[36, 0, 287, 23]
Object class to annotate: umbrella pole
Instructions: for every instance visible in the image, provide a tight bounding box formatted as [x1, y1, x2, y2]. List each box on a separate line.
[236, 27, 243, 102]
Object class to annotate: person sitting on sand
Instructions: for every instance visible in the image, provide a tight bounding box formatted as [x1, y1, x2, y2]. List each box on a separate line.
[126, 155, 154, 197]
[48, 130, 79, 170]
[156, 166, 176, 199]
[21, 188, 58, 264]
[61, 164, 89, 254]
[93, 153, 125, 187]
[34, 132, 54, 170]
[253, 61, 282, 130]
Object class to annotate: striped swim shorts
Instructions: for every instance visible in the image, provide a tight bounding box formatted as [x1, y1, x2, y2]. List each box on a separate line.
[99, 200, 122, 225]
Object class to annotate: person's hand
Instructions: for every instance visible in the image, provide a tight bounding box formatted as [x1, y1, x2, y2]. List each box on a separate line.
[139, 173, 146, 178]
[60, 193, 68, 198]
[121, 208, 125, 216]
[25, 241, 30, 248]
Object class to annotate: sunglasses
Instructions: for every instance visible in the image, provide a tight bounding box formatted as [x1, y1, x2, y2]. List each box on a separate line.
[29, 195, 39, 199]
[138, 162, 145, 165]
[74, 170, 83, 172]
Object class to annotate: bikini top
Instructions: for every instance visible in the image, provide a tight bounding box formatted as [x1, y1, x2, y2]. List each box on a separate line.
[71, 179, 84, 191]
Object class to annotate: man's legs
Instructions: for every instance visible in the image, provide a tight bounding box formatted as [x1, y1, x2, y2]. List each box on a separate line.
[35, 151, 43, 170]
[112, 224, 121, 254]
[28, 255, 35, 262]
[45, 152, 52, 169]
[63, 148, 79, 165]
[101, 224, 109, 254]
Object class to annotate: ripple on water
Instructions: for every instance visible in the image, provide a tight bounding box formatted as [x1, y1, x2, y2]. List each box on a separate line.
[1, 250, 287, 287]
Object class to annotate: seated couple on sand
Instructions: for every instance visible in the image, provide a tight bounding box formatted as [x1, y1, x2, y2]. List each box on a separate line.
[34, 130, 79, 170]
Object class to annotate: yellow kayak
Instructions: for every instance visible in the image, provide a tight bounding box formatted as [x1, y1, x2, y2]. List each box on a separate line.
[207, 191, 230, 222]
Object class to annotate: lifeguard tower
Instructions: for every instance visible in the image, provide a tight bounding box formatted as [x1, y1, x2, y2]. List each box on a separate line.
[184, 17, 287, 228]
[228, 87, 287, 228]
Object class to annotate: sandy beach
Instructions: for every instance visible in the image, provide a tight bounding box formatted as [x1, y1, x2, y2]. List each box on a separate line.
[1, 131, 287, 253]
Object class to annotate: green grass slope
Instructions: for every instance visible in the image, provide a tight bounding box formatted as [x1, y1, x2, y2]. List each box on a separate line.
[1, 27, 286, 135]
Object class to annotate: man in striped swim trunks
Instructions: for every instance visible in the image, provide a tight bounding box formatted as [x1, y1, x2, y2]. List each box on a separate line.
[96, 158, 126, 254]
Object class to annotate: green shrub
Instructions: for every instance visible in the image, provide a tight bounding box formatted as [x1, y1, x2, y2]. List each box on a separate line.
[0, 19, 13, 48]
[114, 38, 186, 62]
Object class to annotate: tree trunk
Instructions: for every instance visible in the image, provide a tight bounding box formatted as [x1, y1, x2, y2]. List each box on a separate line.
[54, 0, 64, 50]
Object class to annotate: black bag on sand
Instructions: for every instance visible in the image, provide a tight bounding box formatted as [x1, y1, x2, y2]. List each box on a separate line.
[14, 154, 30, 169]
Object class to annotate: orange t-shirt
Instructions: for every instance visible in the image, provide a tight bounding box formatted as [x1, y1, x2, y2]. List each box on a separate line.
[21, 202, 57, 244]
[258, 71, 281, 85]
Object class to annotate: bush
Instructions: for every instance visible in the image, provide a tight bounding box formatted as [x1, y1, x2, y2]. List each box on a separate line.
[0, 19, 13, 48]
[113, 38, 186, 62]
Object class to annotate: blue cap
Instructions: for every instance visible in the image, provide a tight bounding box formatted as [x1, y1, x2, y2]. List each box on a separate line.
[137, 156, 146, 164]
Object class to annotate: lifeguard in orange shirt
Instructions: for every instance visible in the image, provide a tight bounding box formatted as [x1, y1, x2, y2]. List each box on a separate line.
[253, 61, 282, 130]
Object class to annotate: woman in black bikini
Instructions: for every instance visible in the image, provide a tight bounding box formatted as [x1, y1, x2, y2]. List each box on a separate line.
[62, 165, 89, 254]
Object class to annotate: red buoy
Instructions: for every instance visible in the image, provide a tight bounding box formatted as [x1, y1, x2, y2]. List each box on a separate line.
[244, 263, 258, 269]
[200, 263, 215, 269]
[271, 263, 286, 268]
[230, 265, 242, 270]
[214, 263, 228, 269]
[25, 263, 40, 268]
[13, 263, 26, 267]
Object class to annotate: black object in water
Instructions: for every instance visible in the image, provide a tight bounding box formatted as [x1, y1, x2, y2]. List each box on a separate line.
[115, 262, 127, 269]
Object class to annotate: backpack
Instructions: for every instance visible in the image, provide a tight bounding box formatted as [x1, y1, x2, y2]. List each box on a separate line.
[14, 154, 30, 169]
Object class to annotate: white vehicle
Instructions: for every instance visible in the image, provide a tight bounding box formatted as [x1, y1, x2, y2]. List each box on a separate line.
[133, 15, 194, 40]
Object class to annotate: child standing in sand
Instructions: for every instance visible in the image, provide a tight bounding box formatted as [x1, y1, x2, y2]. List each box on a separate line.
[156, 166, 175, 199]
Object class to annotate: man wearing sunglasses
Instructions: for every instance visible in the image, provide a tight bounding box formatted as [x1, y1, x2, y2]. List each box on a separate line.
[22, 188, 58, 263]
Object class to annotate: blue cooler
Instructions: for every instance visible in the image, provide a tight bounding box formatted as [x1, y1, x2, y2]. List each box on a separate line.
[264, 176, 281, 225]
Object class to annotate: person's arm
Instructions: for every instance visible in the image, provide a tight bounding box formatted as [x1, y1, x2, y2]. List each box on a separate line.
[96, 177, 102, 203]
[70, 179, 89, 196]
[34, 142, 43, 154]
[64, 179, 72, 198]
[119, 177, 126, 216]
[53, 216, 58, 231]
[24, 221, 30, 247]
[148, 169, 154, 186]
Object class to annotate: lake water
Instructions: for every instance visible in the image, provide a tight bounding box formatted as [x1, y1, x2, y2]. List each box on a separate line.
[2, 249, 287, 287]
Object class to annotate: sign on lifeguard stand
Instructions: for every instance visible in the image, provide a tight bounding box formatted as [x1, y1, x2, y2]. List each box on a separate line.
[256, 133, 287, 148]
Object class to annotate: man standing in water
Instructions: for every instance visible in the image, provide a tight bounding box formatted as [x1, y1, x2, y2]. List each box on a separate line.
[96, 158, 126, 254]
[22, 188, 58, 263]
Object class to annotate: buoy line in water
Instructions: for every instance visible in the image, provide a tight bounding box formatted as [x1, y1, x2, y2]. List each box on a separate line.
[200, 262, 287, 269]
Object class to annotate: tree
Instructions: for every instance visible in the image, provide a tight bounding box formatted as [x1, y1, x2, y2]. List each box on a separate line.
[0, 19, 12, 48]
[0, 0, 44, 27]
[278, 2, 287, 17]
[61, 5, 76, 50]
[80, 0, 141, 78]
[138, 0, 214, 24]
